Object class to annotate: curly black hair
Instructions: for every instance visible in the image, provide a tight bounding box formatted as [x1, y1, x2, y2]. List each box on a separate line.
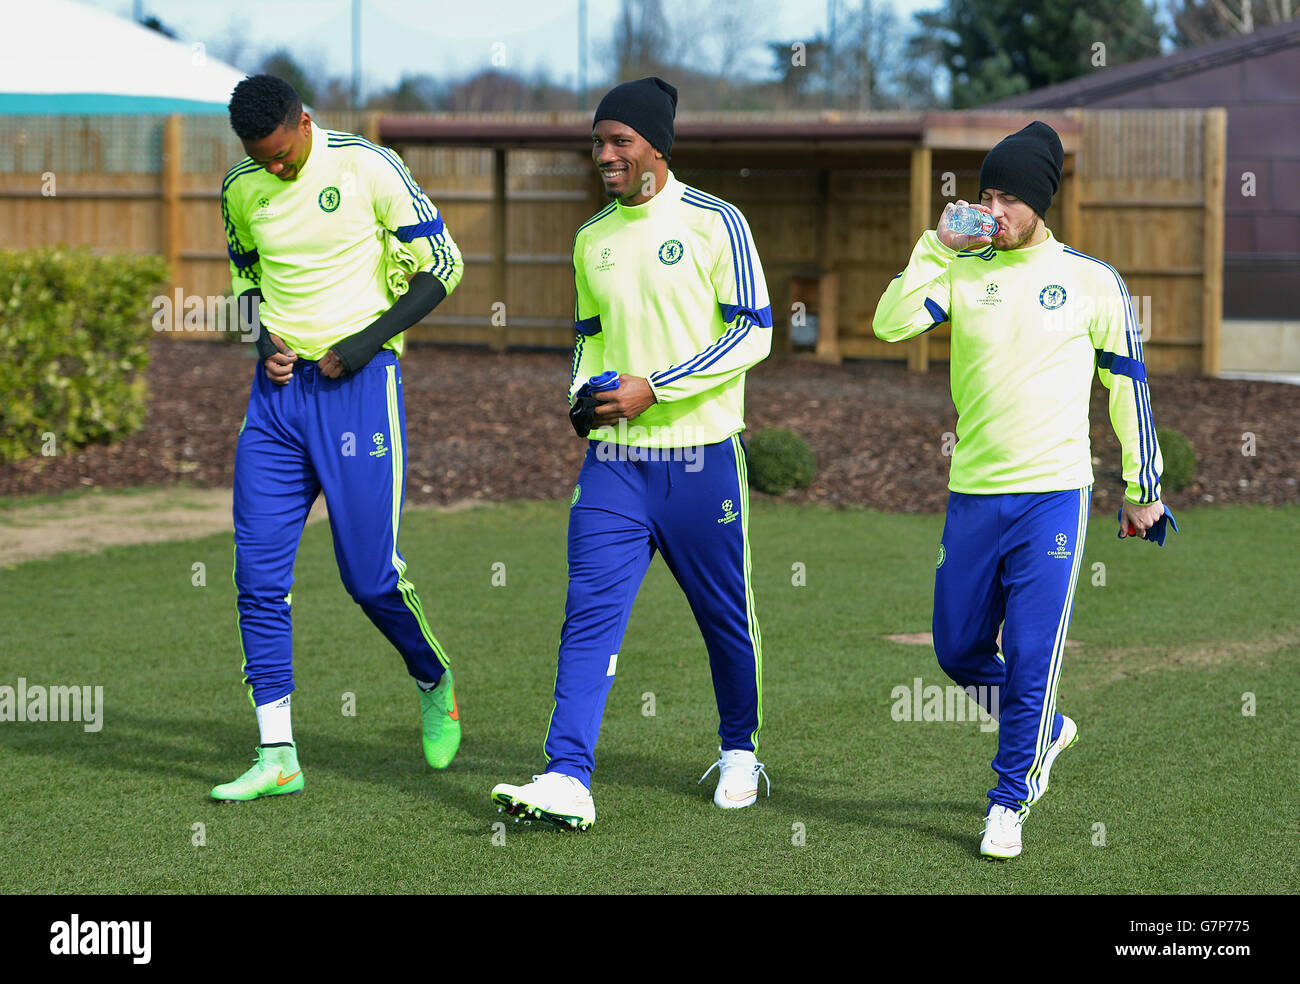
[228, 75, 302, 141]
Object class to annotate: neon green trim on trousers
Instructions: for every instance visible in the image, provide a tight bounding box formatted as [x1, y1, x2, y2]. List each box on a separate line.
[383, 364, 449, 670]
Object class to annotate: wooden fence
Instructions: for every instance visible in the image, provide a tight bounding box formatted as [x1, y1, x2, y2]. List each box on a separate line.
[0, 108, 1225, 374]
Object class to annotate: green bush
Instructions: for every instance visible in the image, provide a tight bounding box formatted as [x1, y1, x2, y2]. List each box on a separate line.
[1156, 426, 1197, 491]
[0, 248, 167, 462]
[745, 428, 817, 495]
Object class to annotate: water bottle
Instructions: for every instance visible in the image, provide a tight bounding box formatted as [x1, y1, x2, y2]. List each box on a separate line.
[945, 204, 999, 238]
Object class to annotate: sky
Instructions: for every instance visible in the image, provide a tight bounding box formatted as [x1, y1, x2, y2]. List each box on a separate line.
[77, 0, 939, 99]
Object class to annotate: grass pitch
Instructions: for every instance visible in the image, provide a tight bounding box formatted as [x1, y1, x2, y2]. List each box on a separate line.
[1, 499, 1296, 894]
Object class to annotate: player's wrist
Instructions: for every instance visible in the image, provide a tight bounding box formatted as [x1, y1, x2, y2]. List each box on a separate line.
[330, 337, 370, 375]
[1123, 492, 1161, 507]
[927, 228, 961, 256]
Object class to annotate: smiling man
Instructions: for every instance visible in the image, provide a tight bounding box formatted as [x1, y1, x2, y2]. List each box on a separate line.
[491, 77, 773, 830]
[873, 120, 1170, 860]
[212, 74, 464, 801]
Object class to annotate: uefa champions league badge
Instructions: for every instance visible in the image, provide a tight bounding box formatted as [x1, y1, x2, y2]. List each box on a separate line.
[1039, 284, 1067, 310]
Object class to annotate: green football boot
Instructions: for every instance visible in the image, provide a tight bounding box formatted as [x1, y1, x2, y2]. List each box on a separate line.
[211, 744, 304, 802]
[420, 670, 461, 769]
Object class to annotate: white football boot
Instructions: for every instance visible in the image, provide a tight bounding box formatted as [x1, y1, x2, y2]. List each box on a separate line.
[698, 748, 771, 809]
[980, 804, 1024, 860]
[491, 772, 595, 831]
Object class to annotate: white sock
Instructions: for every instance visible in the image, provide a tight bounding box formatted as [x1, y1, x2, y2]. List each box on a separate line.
[256, 694, 293, 745]
[416, 679, 436, 692]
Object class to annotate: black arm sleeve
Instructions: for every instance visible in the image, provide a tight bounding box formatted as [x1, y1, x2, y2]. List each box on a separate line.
[238, 289, 277, 363]
[330, 272, 448, 374]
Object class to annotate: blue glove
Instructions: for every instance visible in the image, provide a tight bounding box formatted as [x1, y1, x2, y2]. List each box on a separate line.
[570, 370, 621, 437]
[1116, 506, 1179, 546]
[575, 370, 621, 400]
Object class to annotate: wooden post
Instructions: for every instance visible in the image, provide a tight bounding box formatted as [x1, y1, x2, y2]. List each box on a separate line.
[492, 146, 508, 351]
[908, 145, 932, 372]
[815, 272, 840, 362]
[1201, 108, 1226, 377]
[161, 114, 182, 299]
[1060, 152, 1082, 251]
[815, 169, 841, 363]
[363, 110, 381, 145]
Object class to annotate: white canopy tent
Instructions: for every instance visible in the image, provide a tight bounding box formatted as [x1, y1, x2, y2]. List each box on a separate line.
[0, 0, 248, 113]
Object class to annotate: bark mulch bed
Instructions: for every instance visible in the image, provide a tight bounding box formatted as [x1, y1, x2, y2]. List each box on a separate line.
[3, 338, 1297, 514]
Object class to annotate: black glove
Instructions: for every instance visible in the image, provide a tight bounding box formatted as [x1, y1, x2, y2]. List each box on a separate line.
[570, 396, 601, 437]
[569, 370, 621, 438]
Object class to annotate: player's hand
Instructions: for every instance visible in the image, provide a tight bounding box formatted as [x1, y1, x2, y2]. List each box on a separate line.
[936, 199, 995, 252]
[264, 333, 297, 385]
[318, 349, 344, 379]
[592, 375, 657, 425]
[1119, 499, 1165, 539]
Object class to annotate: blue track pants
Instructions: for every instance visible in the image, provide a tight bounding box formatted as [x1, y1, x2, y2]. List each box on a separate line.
[232, 352, 448, 706]
[932, 487, 1091, 813]
[543, 435, 764, 786]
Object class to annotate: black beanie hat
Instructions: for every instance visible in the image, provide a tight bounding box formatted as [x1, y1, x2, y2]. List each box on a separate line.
[978, 121, 1064, 217]
[593, 77, 678, 157]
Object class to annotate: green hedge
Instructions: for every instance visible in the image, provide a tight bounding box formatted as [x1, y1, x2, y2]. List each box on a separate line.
[746, 427, 817, 495]
[1, 248, 167, 462]
[1156, 426, 1197, 491]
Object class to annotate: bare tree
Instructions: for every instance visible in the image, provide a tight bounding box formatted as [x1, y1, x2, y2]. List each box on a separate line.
[1167, 0, 1297, 46]
[609, 0, 676, 80]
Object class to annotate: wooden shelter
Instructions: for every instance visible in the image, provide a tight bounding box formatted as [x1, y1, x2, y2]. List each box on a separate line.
[0, 108, 1225, 374]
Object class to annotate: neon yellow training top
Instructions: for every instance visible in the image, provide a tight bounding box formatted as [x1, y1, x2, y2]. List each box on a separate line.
[570, 171, 772, 448]
[873, 229, 1163, 504]
[221, 122, 463, 360]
